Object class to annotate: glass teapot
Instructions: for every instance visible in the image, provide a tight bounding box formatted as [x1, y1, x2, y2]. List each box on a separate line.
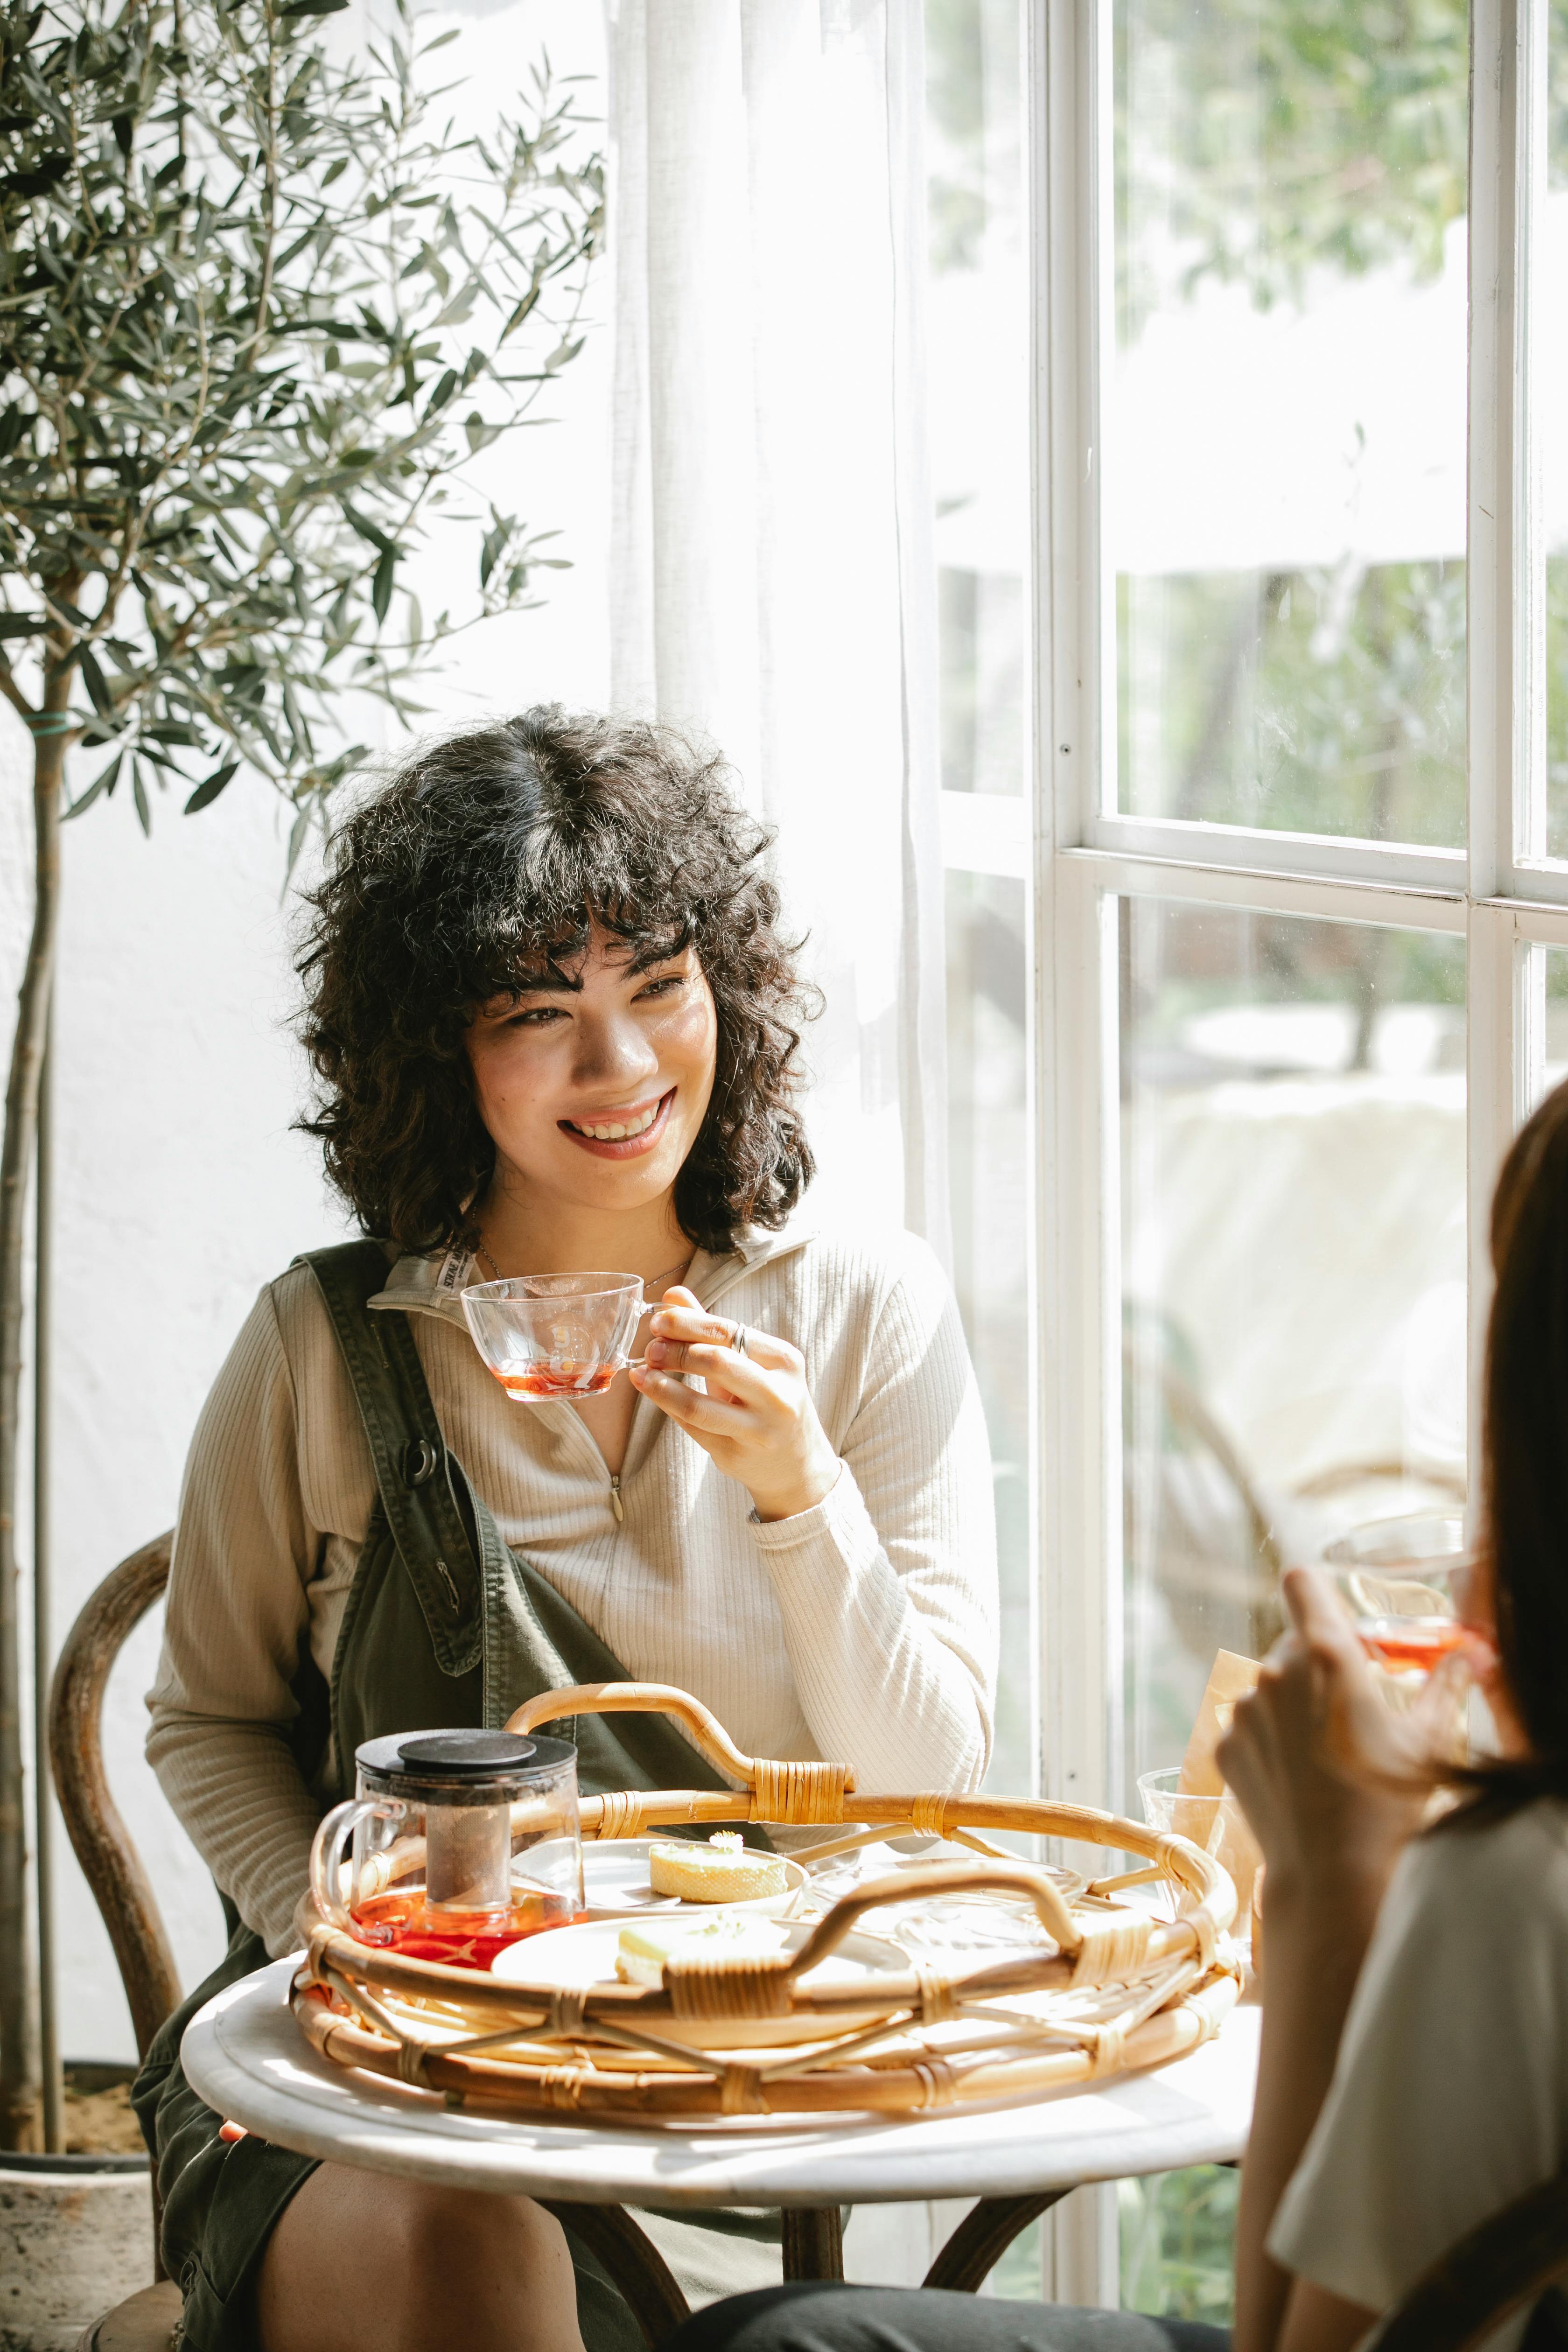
[310, 1728, 583, 1969]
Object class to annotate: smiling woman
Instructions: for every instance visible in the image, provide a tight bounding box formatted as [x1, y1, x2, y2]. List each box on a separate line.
[130, 708, 1000, 2352]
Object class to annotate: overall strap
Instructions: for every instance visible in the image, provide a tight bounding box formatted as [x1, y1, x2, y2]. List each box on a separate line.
[296, 1240, 750, 1811]
[296, 1241, 482, 1676]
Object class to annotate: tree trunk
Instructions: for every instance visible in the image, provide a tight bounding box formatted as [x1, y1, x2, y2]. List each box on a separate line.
[0, 679, 68, 2151]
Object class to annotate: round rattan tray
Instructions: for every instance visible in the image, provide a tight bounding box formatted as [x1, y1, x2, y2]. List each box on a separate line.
[293, 1683, 1241, 2125]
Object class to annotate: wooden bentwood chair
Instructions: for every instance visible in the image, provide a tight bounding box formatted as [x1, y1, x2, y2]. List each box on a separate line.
[50, 1536, 1568, 2352]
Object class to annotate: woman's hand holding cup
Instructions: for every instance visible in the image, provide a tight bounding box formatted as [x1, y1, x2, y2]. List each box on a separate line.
[1218, 1565, 1474, 1915]
[630, 1287, 841, 1523]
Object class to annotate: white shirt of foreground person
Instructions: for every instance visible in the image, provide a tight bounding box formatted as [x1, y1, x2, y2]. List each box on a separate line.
[1271, 1798, 1568, 2352]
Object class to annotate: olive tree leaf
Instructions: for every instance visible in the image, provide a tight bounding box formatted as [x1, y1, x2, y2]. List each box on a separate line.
[62, 750, 120, 819]
[183, 760, 239, 814]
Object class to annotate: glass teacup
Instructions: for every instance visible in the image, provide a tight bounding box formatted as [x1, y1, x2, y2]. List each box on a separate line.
[462, 1272, 645, 1401]
[1322, 1513, 1486, 1677]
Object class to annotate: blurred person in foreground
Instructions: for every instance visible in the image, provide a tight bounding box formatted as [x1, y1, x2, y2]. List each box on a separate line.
[662, 1079, 1568, 2351]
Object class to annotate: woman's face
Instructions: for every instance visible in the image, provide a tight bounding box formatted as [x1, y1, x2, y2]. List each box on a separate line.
[466, 927, 718, 1216]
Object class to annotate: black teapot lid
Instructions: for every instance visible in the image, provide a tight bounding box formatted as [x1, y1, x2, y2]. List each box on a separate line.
[396, 1730, 536, 1776]
[353, 1725, 574, 1796]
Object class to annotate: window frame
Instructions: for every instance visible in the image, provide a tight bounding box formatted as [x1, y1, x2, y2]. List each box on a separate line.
[932, 0, 1568, 2303]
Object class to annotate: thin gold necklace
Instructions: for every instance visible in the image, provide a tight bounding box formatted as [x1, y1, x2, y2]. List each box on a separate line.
[476, 1240, 694, 1295]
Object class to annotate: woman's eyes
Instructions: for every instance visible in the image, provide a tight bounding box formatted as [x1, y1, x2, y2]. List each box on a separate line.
[501, 974, 685, 1031]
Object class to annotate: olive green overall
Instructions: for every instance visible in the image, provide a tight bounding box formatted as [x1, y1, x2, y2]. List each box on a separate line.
[133, 1240, 778, 2351]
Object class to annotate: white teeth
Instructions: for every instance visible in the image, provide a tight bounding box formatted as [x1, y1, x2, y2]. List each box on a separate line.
[572, 1101, 660, 1142]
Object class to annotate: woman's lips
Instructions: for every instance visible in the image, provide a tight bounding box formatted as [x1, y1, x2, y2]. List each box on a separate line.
[559, 1090, 675, 1160]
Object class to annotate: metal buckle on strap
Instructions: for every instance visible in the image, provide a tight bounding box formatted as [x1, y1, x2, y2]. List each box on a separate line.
[402, 1436, 439, 1488]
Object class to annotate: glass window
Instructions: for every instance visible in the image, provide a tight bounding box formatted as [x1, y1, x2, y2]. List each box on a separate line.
[1115, 896, 1468, 2322]
[1524, 944, 1568, 1105]
[1113, 0, 1469, 844]
[1547, 949, 1568, 1092]
[1121, 2167, 1240, 2329]
[1119, 902, 1467, 1781]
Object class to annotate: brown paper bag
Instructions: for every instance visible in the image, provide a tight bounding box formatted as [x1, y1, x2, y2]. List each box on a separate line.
[1175, 1649, 1264, 1925]
[1178, 1649, 1259, 1793]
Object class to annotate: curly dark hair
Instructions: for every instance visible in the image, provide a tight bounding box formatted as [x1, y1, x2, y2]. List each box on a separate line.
[296, 707, 816, 1253]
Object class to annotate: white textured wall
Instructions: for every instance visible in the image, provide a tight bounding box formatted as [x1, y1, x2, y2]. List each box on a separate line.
[1, 0, 610, 2060]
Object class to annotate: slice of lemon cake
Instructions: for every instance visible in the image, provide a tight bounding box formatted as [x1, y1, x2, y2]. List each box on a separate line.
[646, 1829, 789, 1904]
[616, 1911, 784, 1988]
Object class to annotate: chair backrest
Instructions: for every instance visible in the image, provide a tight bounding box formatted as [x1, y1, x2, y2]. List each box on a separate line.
[1371, 2171, 1568, 2352]
[49, 1533, 181, 2059]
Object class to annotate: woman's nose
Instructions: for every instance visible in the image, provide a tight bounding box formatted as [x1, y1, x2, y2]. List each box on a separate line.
[573, 1011, 658, 1088]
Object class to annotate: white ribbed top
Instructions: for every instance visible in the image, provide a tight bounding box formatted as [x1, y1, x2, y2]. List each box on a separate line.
[147, 1218, 999, 1955]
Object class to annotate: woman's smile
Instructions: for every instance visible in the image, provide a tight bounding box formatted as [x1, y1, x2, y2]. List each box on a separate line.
[560, 1088, 675, 1156]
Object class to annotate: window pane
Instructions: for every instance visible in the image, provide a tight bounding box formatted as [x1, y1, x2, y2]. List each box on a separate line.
[1120, 903, 1467, 1784]
[1113, 1, 1469, 845]
[927, 0, 1028, 795]
[945, 870, 1033, 1798]
[1121, 2167, 1239, 2328]
[1531, 945, 1568, 1103]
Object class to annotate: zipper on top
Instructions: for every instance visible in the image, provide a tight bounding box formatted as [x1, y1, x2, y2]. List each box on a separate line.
[609, 1472, 623, 1524]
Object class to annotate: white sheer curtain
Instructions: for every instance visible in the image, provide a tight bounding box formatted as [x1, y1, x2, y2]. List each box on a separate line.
[607, 0, 949, 1253]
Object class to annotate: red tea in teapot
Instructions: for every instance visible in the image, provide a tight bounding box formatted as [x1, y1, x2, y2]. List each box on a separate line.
[352, 1886, 582, 1970]
[314, 1728, 586, 1972]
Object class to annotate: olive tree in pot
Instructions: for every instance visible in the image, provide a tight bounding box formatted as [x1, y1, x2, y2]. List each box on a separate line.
[0, 0, 601, 2177]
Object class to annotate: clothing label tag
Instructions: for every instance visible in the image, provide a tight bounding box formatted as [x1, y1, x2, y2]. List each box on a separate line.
[435, 1245, 476, 1296]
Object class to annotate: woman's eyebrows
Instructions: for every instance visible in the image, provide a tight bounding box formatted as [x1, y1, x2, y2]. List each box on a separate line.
[626, 942, 689, 974]
[511, 970, 581, 995]
[498, 947, 681, 1001]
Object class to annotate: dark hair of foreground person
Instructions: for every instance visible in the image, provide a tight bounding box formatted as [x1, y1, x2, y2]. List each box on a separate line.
[1451, 1073, 1568, 1823]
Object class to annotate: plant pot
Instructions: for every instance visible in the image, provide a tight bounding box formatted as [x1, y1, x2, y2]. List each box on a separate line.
[0, 2152, 154, 2352]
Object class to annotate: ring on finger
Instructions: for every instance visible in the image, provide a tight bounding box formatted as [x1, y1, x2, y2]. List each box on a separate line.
[730, 1321, 749, 1357]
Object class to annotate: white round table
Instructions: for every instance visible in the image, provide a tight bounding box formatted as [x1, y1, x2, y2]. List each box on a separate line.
[183, 1958, 1259, 2335]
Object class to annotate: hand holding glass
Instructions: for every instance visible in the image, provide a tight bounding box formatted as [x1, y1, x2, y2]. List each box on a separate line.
[462, 1272, 645, 1401]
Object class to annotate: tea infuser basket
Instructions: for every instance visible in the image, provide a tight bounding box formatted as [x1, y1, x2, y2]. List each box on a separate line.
[294, 1683, 1241, 2125]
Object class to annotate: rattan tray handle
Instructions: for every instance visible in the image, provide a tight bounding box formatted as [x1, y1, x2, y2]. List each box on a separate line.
[506, 1682, 859, 1817]
[785, 1856, 1080, 1974]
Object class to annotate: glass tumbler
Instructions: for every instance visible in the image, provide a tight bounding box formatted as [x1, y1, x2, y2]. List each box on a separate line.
[1139, 1764, 1261, 1927]
[310, 1728, 583, 1970]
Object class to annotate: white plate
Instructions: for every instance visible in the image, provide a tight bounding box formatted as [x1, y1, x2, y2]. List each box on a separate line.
[489, 1915, 909, 2048]
[548, 1839, 808, 1922]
